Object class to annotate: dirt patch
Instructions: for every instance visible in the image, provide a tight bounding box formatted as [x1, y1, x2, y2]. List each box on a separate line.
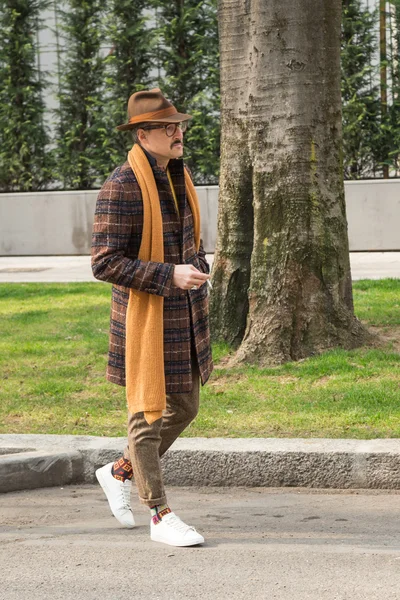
[365, 325, 400, 353]
[208, 373, 246, 388]
[312, 375, 333, 387]
[215, 354, 234, 367]
[274, 375, 300, 385]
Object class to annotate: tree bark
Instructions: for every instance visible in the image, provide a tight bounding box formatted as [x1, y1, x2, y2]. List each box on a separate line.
[210, 0, 372, 366]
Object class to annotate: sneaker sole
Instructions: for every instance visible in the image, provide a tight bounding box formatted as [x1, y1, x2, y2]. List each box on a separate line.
[151, 532, 204, 547]
[95, 468, 135, 529]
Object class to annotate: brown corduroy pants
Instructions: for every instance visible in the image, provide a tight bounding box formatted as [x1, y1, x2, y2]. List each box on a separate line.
[122, 349, 200, 507]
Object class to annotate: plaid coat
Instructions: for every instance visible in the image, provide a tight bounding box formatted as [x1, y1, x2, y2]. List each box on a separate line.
[91, 149, 214, 393]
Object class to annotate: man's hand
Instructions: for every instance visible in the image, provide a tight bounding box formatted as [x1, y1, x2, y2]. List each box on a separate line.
[172, 264, 210, 290]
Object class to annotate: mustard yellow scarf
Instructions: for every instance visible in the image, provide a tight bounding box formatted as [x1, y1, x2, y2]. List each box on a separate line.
[126, 143, 201, 424]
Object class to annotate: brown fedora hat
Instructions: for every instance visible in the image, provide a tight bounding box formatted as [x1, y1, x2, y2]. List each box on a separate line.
[116, 88, 192, 131]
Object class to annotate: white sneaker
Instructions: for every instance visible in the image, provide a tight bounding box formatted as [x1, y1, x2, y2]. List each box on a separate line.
[95, 462, 135, 528]
[151, 511, 205, 547]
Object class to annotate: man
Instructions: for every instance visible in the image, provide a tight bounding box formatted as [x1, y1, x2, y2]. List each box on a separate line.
[91, 88, 213, 547]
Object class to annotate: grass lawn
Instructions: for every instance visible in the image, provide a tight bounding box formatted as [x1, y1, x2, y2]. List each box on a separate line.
[0, 279, 399, 439]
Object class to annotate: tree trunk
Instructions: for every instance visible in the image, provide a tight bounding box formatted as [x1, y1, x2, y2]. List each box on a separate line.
[210, 0, 372, 366]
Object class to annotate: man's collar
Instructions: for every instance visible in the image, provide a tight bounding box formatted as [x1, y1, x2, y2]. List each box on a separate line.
[137, 143, 183, 175]
[140, 145, 159, 168]
[140, 146, 169, 169]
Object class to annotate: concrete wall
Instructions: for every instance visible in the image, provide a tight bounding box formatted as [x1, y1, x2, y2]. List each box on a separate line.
[345, 180, 400, 251]
[0, 181, 399, 255]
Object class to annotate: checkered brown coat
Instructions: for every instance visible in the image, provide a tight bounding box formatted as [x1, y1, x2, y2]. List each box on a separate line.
[91, 150, 214, 393]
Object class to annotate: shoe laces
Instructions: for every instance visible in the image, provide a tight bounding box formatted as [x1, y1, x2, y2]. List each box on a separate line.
[162, 512, 195, 534]
[119, 480, 132, 511]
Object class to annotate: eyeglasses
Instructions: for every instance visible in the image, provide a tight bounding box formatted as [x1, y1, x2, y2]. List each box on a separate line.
[140, 122, 188, 137]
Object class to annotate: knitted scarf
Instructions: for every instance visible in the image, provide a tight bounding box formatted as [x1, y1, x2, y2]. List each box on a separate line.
[126, 143, 201, 424]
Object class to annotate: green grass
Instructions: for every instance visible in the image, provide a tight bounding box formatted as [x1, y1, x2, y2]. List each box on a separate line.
[0, 279, 399, 438]
[349, 278, 400, 325]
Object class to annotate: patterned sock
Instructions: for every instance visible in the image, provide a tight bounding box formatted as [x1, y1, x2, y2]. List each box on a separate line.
[150, 504, 172, 525]
[111, 457, 133, 482]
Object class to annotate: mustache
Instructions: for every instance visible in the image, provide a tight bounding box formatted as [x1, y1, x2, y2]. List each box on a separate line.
[171, 140, 183, 148]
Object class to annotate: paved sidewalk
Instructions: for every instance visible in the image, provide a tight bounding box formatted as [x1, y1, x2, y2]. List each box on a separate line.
[0, 252, 399, 282]
[1, 485, 400, 599]
[2, 434, 400, 493]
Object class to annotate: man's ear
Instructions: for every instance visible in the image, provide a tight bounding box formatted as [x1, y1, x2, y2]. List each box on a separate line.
[137, 128, 146, 142]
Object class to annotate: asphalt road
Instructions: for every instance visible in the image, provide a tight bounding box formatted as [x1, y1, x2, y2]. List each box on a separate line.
[1, 485, 400, 600]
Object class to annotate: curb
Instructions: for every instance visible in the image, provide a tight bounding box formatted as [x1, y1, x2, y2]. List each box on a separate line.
[1, 434, 400, 493]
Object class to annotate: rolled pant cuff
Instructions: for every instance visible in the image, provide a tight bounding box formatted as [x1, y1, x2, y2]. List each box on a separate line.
[140, 495, 167, 508]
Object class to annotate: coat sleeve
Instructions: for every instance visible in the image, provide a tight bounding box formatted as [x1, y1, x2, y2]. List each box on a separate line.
[197, 238, 210, 274]
[91, 178, 175, 296]
[184, 165, 210, 275]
